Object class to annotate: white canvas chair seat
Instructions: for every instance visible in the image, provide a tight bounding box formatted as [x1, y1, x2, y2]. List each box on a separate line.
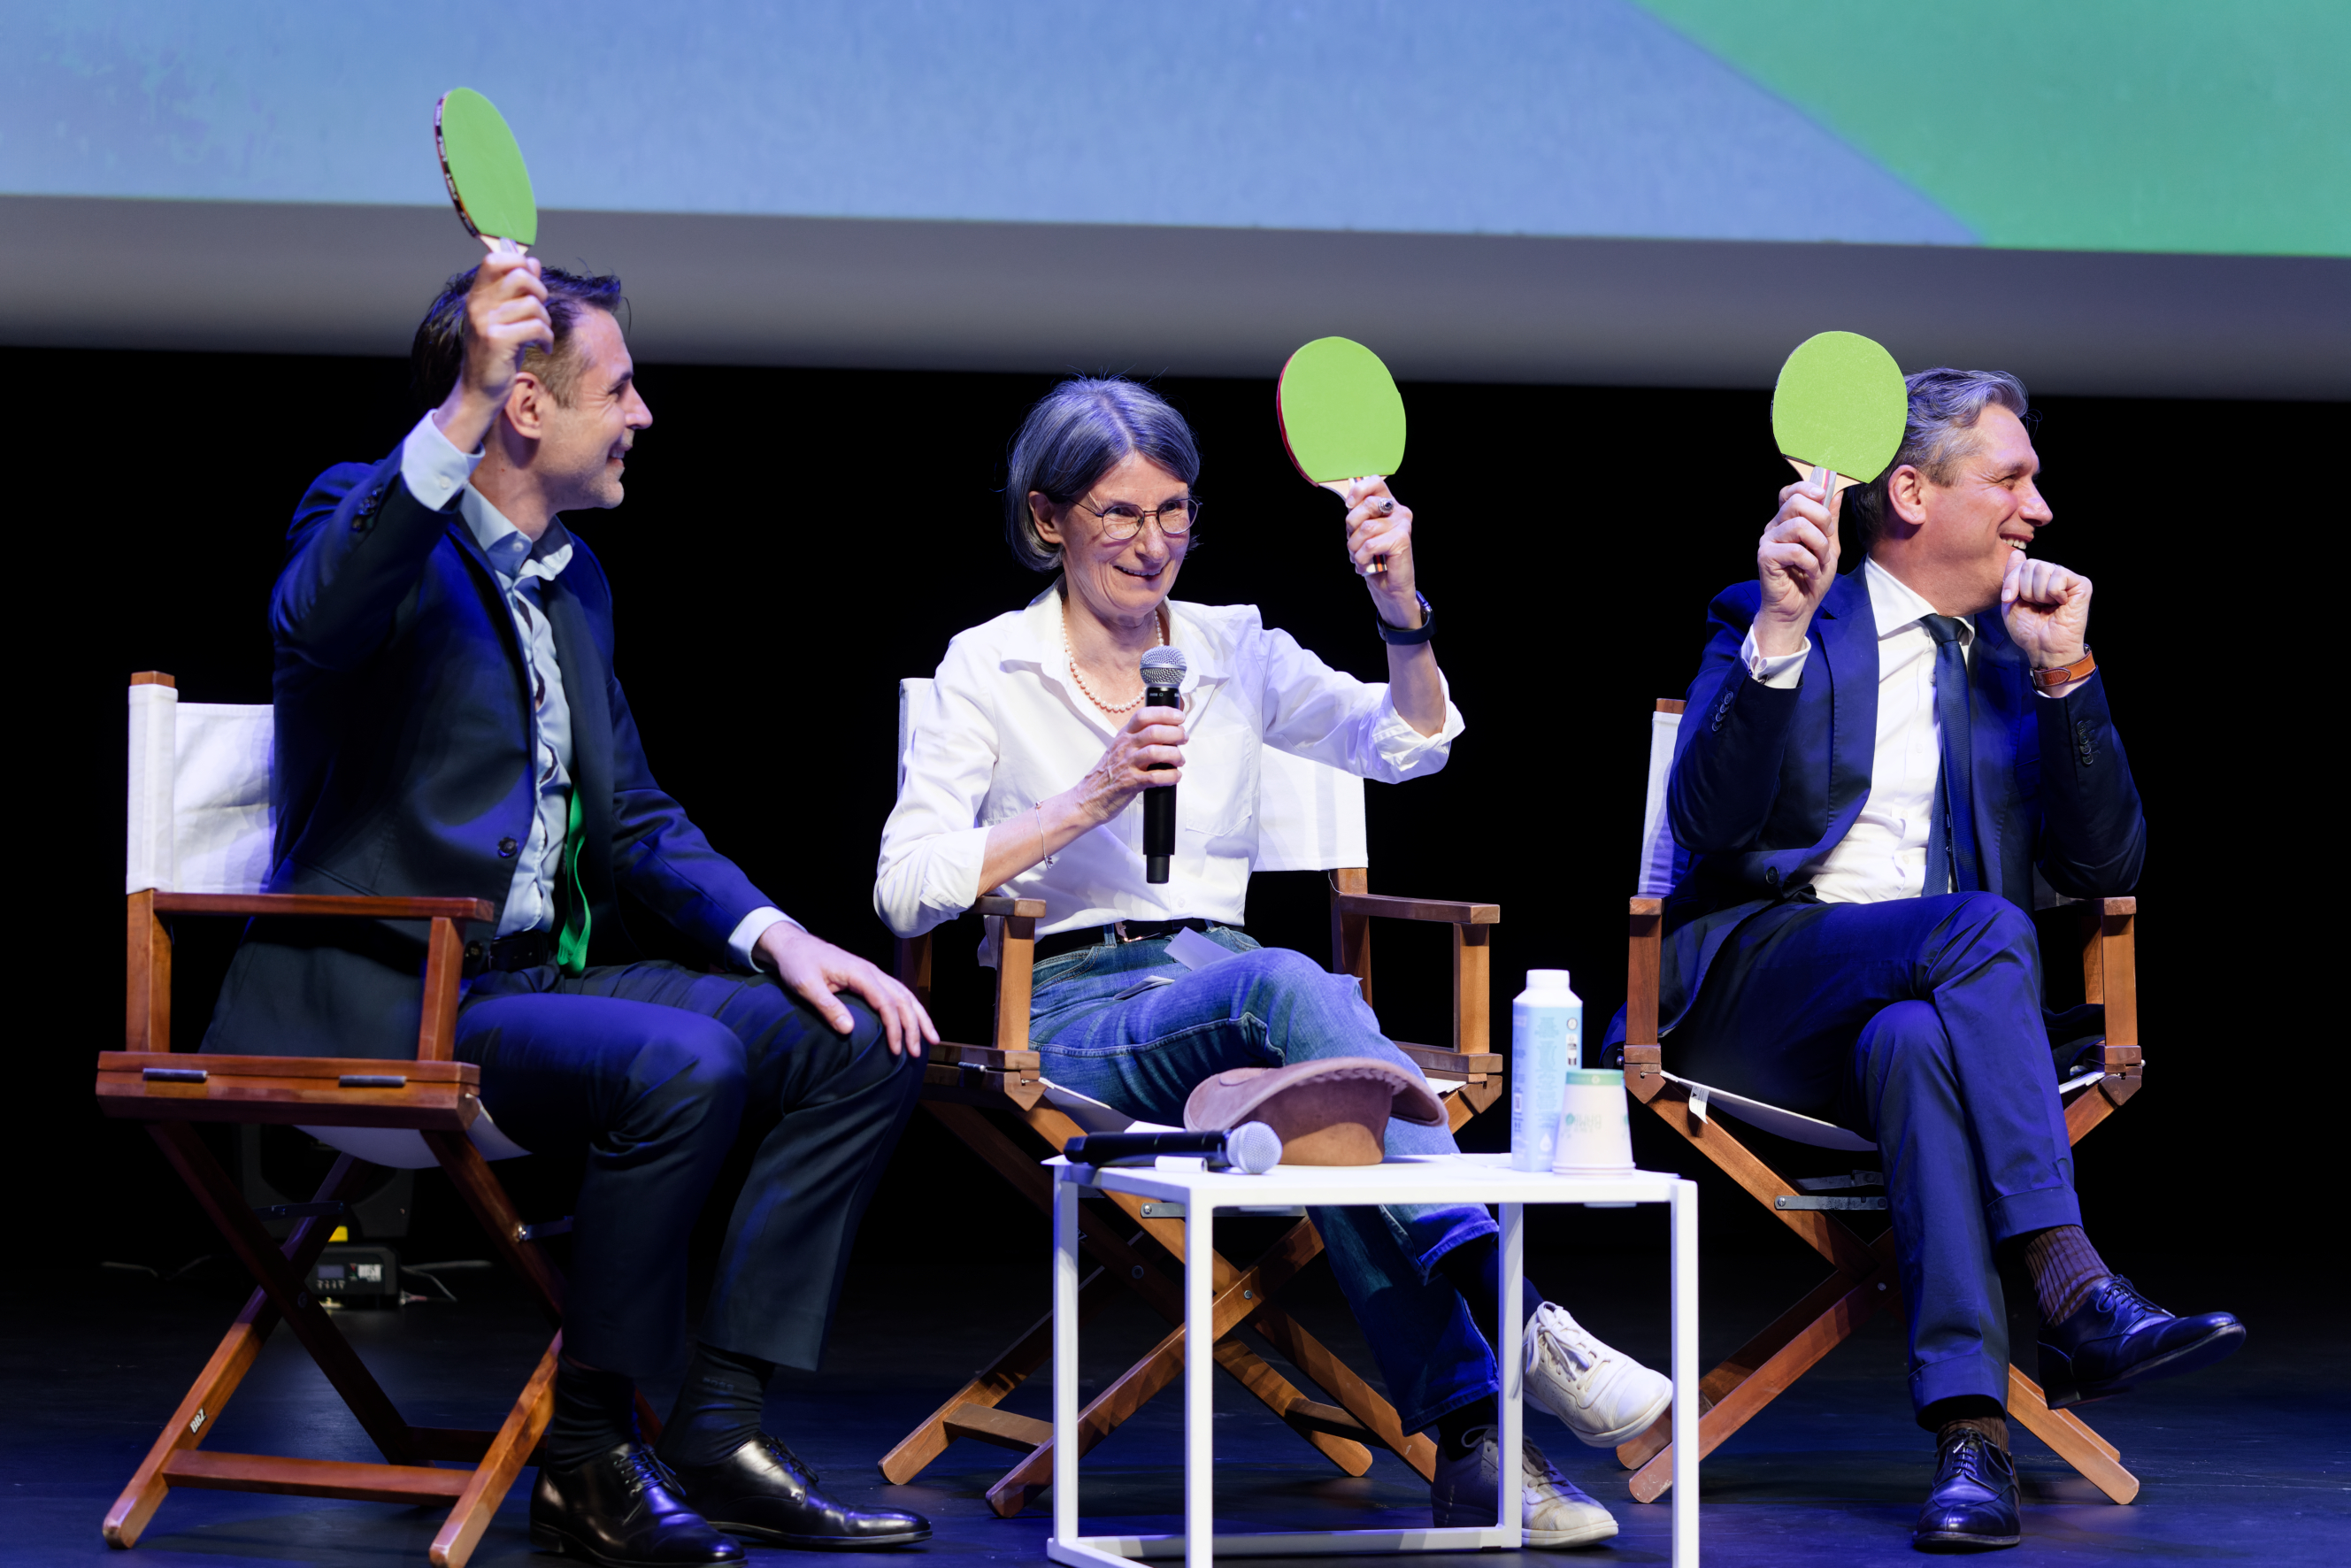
[126, 683, 524, 1164]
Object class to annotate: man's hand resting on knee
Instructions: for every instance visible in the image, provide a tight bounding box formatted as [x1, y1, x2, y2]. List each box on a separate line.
[756, 926, 938, 1057]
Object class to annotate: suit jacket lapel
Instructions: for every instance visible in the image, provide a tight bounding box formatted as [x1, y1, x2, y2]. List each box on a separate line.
[1814, 572, 1878, 855]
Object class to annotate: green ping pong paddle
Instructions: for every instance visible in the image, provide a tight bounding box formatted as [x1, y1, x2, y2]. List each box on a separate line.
[1771, 330, 1908, 500]
[434, 88, 537, 254]
[1278, 336, 1406, 573]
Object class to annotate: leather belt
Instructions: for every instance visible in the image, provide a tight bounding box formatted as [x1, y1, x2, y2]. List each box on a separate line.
[462, 928, 556, 979]
[1033, 918, 1228, 964]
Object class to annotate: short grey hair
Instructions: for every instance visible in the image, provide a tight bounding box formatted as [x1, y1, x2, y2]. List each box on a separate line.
[1003, 378, 1202, 573]
[1846, 367, 2032, 547]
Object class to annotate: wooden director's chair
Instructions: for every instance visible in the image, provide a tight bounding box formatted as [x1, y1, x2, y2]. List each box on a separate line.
[1613, 697, 2145, 1504]
[98, 673, 656, 1568]
[877, 678, 1503, 1517]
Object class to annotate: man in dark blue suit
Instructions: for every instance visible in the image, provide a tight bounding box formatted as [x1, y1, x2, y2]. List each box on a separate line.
[1632, 369, 2240, 1550]
[204, 251, 936, 1564]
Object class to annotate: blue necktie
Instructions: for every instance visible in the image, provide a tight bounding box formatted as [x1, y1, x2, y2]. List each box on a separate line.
[1918, 615, 1980, 896]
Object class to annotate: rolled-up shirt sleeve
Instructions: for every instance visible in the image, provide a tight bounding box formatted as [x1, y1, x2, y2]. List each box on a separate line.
[1254, 621, 1464, 781]
[874, 649, 1002, 940]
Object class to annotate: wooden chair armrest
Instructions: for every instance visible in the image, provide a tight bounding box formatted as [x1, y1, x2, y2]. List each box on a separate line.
[1332, 893, 1500, 925]
[152, 892, 497, 922]
[125, 889, 488, 1063]
[974, 895, 1048, 919]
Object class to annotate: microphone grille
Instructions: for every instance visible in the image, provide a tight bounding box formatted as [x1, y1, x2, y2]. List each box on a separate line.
[1225, 1120, 1283, 1174]
[1139, 645, 1187, 688]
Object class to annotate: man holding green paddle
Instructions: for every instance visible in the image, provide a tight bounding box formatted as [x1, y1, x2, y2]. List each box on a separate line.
[204, 245, 939, 1564]
[1615, 359, 2242, 1551]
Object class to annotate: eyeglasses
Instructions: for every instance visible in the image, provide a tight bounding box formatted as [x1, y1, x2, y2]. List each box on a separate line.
[1077, 496, 1202, 542]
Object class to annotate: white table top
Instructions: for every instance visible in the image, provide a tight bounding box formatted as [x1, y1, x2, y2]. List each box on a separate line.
[1050, 1150, 1686, 1208]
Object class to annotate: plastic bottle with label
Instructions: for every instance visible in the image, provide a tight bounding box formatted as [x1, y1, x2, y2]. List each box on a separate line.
[1510, 968, 1583, 1172]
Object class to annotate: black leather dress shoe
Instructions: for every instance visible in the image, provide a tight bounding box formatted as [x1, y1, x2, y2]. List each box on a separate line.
[2038, 1276, 2245, 1409]
[665, 1433, 932, 1548]
[1913, 1427, 2020, 1552]
[531, 1442, 746, 1567]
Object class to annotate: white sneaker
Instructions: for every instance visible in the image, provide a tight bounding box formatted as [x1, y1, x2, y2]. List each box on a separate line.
[1524, 1301, 1672, 1449]
[1429, 1426, 1619, 1549]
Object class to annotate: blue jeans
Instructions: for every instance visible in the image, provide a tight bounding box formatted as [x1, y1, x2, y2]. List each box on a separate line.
[1029, 928, 1497, 1433]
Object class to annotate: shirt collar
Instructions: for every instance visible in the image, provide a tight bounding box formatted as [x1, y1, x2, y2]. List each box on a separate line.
[459, 486, 573, 588]
[1006, 583, 1229, 693]
[1863, 557, 1971, 646]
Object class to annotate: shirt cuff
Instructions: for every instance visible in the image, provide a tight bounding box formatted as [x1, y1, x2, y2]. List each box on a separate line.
[1740, 627, 1810, 688]
[400, 411, 483, 511]
[729, 907, 801, 971]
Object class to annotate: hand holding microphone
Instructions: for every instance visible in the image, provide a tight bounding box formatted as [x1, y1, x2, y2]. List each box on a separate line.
[1140, 646, 1187, 883]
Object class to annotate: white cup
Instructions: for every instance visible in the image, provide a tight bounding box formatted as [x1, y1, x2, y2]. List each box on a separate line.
[1552, 1068, 1635, 1174]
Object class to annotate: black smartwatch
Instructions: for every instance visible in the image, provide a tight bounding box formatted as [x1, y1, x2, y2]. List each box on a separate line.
[1375, 592, 1435, 646]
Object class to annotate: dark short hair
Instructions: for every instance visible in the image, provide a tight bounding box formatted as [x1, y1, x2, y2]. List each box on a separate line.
[1003, 378, 1202, 572]
[410, 265, 626, 411]
[1845, 367, 2032, 549]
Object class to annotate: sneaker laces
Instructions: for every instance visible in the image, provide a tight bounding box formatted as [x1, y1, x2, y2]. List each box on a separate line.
[1465, 1426, 1578, 1503]
[1531, 1305, 1599, 1376]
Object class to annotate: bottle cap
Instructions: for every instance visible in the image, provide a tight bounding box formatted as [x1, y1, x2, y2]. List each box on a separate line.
[1525, 968, 1572, 990]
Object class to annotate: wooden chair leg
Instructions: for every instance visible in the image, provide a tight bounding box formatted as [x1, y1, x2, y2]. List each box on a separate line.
[2008, 1367, 2139, 1503]
[144, 1126, 425, 1464]
[102, 1172, 358, 1547]
[879, 1263, 1125, 1484]
[430, 1334, 564, 1568]
[1626, 1257, 1899, 1502]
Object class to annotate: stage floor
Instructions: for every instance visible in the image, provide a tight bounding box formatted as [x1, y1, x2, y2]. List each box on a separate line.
[5, 1233, 2340, 1567]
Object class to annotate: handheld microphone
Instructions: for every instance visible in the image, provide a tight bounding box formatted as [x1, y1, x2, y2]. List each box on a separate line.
[1064, 1120, 1283, 1174]
[1139, 645, 1187, 883]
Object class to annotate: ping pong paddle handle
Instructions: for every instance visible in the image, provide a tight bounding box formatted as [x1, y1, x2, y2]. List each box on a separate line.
[480, 234, 527, 259]
[1320, 478, 1390, 574]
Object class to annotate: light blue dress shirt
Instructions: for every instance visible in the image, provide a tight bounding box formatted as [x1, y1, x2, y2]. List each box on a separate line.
[399, 413, 792, 965]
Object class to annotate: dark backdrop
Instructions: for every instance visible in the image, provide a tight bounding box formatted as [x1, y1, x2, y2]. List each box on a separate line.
[19, 345, 2337, 1280]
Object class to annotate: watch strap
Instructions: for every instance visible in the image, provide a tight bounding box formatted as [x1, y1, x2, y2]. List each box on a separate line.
[2032, 647, 2096, 689]
[1376, 592, 1435, 646]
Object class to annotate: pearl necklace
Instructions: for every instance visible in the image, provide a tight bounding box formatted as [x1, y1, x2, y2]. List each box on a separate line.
[1062, 601, 1166, 716]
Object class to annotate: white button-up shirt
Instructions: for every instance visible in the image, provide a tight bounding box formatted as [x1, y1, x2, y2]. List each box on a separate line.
[875, 585, 1464, 955]
[398, 413, 790, 965]
[1733, 557, 2056, 904]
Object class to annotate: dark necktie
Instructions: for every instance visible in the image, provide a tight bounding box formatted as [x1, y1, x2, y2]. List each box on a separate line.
[1918, 614, 1980, 896]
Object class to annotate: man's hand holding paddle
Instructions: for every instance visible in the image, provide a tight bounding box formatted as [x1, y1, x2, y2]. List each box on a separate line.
[1755, 468, 1842, 658]
[430, 250, 552, 457]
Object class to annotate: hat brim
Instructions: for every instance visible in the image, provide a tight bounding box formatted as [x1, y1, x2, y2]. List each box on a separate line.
[1182, 1056, 1446, 1134]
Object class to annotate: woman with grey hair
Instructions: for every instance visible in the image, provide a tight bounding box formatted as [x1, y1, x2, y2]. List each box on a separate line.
[875, 377, 1668, 1545]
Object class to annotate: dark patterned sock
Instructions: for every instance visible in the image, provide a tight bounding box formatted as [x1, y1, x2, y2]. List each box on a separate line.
[658, 1341, 776, 1468]
[1921, 1393, 2009, 1452]
[2023, 1225, 2110, 1325]
[543, 1358, 639, 1470]
[1435, 1396, 1500, 1459]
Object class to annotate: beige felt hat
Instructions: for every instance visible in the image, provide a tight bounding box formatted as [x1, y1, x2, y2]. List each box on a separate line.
[1182, 1057, 1445, 1167]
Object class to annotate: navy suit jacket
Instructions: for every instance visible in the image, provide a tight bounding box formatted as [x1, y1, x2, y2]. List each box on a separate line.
[1648, 570, 2147, 1037]
[204, 449, 776, 1060]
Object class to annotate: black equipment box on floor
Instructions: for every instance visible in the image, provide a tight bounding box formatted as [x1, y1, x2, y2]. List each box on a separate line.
[310, 1244, 400, 1308]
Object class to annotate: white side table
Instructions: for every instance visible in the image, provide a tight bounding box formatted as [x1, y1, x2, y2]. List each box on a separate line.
[1046, 1153, 1698, 1568]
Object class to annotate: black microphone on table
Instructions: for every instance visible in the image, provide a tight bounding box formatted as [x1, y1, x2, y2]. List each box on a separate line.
[1064, 1121, 1284, 1174]
[1140, 645, 1187, 884]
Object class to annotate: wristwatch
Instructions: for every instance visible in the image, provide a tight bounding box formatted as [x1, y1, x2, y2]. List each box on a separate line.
[2031, 648, 2096, 690]
[1376, 592, 1435, 646]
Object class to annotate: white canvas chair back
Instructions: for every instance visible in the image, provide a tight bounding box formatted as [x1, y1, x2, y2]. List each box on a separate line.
[125, 680, 525, 1168]
[896, 678, 1369, 872]
[1638, 703, 1877, 1152]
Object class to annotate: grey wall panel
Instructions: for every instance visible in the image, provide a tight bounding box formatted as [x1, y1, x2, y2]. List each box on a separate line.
[5, 197, 2345, 399]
